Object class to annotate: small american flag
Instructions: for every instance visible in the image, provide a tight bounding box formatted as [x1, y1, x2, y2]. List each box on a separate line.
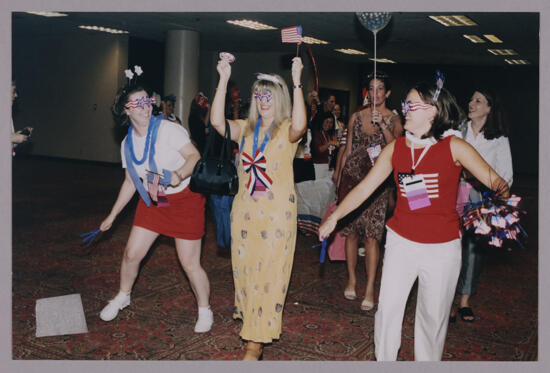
[281, 25, 302, 44]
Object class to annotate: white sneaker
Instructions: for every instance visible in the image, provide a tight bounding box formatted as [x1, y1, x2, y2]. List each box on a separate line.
[194, 307, 213, 333]
[358, 247, 366, 257]
[99, 291, 131, 321]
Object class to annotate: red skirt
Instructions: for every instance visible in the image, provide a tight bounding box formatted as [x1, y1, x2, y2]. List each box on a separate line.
[133, 187, 206, 240]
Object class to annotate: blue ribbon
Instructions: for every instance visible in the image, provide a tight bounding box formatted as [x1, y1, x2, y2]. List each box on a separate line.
[312, 238, 328, 263]
[124, 115, 163, 207]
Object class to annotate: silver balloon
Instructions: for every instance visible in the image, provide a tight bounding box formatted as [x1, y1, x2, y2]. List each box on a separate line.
[356, 12, 392, 34]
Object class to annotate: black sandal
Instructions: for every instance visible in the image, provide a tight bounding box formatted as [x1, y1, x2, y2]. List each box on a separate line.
[458, 307, 475, 322]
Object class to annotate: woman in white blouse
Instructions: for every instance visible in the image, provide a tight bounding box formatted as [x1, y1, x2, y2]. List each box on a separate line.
[450, 89, 513, 323]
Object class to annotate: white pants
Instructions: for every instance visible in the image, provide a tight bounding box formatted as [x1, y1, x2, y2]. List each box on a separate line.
[374, 228, 461, 361]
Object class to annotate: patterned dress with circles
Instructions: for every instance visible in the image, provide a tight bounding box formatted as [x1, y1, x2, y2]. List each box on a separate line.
[338, 113, 396, 241]
[231, 118, 299, 343]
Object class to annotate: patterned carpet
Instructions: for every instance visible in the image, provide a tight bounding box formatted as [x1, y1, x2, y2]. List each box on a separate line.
[11, 157, 538, 361]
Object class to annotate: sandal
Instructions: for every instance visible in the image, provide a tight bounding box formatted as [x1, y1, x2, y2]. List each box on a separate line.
[458, 307, 475, 322]
[344, 289, 357, 300]
[360, 299, 374, 311]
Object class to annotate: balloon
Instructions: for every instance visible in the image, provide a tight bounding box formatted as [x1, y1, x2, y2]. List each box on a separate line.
[355, 12, 392, 34]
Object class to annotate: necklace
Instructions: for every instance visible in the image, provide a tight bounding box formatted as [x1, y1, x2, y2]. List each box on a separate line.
[128, 123, 152, 165]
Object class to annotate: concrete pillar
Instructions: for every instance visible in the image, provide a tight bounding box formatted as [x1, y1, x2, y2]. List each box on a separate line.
[164, 30, 199, 132]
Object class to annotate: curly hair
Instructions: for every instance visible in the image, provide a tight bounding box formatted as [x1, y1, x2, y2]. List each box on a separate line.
[411, 82, 464, 140]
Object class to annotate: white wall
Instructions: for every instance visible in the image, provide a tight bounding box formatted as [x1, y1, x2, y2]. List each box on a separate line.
[13, 29, 128, 163]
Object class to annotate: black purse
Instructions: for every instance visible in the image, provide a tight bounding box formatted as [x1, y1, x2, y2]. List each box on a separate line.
[189, 120, 239, 195]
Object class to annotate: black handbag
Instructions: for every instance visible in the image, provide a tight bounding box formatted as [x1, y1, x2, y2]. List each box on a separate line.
[189, 120, 239, 195]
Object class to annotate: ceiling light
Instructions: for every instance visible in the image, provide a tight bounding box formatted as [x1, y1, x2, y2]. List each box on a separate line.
[79, 25, 129, 34]
[463, 35, 485, 43]
[226, 19, 277, 30]
[368, 58, 396, 64]
[25, 11, 68, 17]
[335, 48, 367, 55]
[484, 34, 503, 43]
[488, 49, 518, 55]
[505, 59, 530, 65]
[429, 15, 477, 27]
[301, 36, 329, 45]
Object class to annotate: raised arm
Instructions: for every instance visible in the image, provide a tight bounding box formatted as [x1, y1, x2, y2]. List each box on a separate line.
[451, 136, 509, 197]
[319, 140, 395, 240]
[210, 59, 241, 142]
[288, 57, 307, 143]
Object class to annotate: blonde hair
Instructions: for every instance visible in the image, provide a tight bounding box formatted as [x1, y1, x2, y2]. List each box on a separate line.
[245, 74, 291, 137]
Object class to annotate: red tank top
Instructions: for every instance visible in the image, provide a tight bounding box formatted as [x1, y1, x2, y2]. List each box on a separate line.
[386, 136, 462, 243]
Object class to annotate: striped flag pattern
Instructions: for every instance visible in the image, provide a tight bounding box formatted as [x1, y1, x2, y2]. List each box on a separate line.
[281, 25, 303, 44]
[399, 173, 440, 199]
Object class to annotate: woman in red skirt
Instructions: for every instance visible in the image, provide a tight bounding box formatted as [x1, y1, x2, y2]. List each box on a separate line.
[97, 81, 213, 333]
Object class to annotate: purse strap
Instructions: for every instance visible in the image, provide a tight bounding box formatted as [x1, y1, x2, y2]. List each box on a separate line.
[200, 120, 232, 162]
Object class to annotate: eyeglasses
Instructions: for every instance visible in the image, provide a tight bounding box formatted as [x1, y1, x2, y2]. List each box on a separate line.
[254, 89, 273, 103]
[401, 100, 432, 116]
[125, 96, 156, 109]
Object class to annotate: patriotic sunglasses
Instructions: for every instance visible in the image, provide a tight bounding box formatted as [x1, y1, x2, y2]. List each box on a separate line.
[125, 96, 156, 109]
[253, 88, 273, 103]
[401, 100, 432, 116]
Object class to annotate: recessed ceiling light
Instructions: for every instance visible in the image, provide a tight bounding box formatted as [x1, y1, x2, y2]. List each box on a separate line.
[484, 34, 503, 43]
[488, 49, 518, 56]
[301, 36, 329, 45]
[226, 19, 277, 30]
[463, 35, 485, 43]
[79, 25, 129, 34]
[505, 59, 530, 65]
[25, 11, 68, 17]
[429, 15, 477, 27]
[368, 58, 396, 64]
[335, 48, 367, 55]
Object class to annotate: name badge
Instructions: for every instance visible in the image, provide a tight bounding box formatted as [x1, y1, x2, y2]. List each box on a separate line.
[402, 174, 431, 210]
[367, 144, 382, 165]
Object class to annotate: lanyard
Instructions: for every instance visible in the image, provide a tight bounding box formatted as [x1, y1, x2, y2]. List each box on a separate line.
[252, 117, 275, 155]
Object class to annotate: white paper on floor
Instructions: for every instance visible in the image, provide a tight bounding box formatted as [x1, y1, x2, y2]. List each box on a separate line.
[35, 294, 88, 337]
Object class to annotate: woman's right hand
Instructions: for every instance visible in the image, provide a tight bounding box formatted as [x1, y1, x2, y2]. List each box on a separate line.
[216, 59, 231, 81]
[99, 214, 115, 232]
[318, 214, 338, 241]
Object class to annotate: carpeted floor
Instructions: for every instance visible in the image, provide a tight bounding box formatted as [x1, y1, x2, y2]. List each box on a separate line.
[11, 157, 538, 360]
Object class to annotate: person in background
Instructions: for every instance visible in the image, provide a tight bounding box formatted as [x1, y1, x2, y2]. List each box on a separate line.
[334, 72, 402, 311]
[97, 82, 213, 334]
[319, 82, 509, 361]
[161, 94, 183, 125]
[10, 81, 33, 153]
[210, 56, 306, 360]
[188, 92, 211, 154]
[449, 88, 513, 323]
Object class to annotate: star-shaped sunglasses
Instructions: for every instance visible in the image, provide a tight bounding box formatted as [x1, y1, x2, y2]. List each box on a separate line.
[125, 96, 156, 109]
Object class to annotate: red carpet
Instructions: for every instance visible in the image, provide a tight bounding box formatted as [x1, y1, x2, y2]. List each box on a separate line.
[12, 157, 538, 360]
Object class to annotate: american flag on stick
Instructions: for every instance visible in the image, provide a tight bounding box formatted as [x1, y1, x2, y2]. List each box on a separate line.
[281, 25, 303, 44]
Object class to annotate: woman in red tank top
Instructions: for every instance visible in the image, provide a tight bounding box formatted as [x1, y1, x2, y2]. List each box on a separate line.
[319, 81, 509, 361]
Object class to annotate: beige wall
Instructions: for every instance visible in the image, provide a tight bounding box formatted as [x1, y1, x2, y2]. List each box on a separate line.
[13, 29, 128, 162]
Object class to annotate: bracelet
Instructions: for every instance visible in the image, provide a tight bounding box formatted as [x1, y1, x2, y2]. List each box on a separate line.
[293, 84, 303, 89]
[176, 171, 184, 180]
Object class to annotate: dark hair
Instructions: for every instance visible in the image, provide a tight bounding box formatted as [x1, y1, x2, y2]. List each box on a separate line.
[366, 71, 391, 92]
[314, 111, 336, 136]
[112, 84, 150, 126]
[470, 89, 508, 139]
[412, 82, 465, 140]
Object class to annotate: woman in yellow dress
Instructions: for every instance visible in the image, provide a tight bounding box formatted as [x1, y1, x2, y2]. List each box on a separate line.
[210, 56, 306, 360]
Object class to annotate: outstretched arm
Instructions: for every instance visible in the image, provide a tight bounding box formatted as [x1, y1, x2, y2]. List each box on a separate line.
[451, 136, 509, 197]
[319, 140, 395, 240]
[210, 59, 241, 142]
[289, 57, 307, 143]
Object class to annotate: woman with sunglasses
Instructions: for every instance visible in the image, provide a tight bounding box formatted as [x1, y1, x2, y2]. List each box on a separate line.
[210, 56, 306, 360]
[97, 83, 213, 333]
[319, 82, 509, 361]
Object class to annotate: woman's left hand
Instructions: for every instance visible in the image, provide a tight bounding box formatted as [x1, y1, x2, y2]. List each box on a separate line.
[291, 57, 303, 86]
